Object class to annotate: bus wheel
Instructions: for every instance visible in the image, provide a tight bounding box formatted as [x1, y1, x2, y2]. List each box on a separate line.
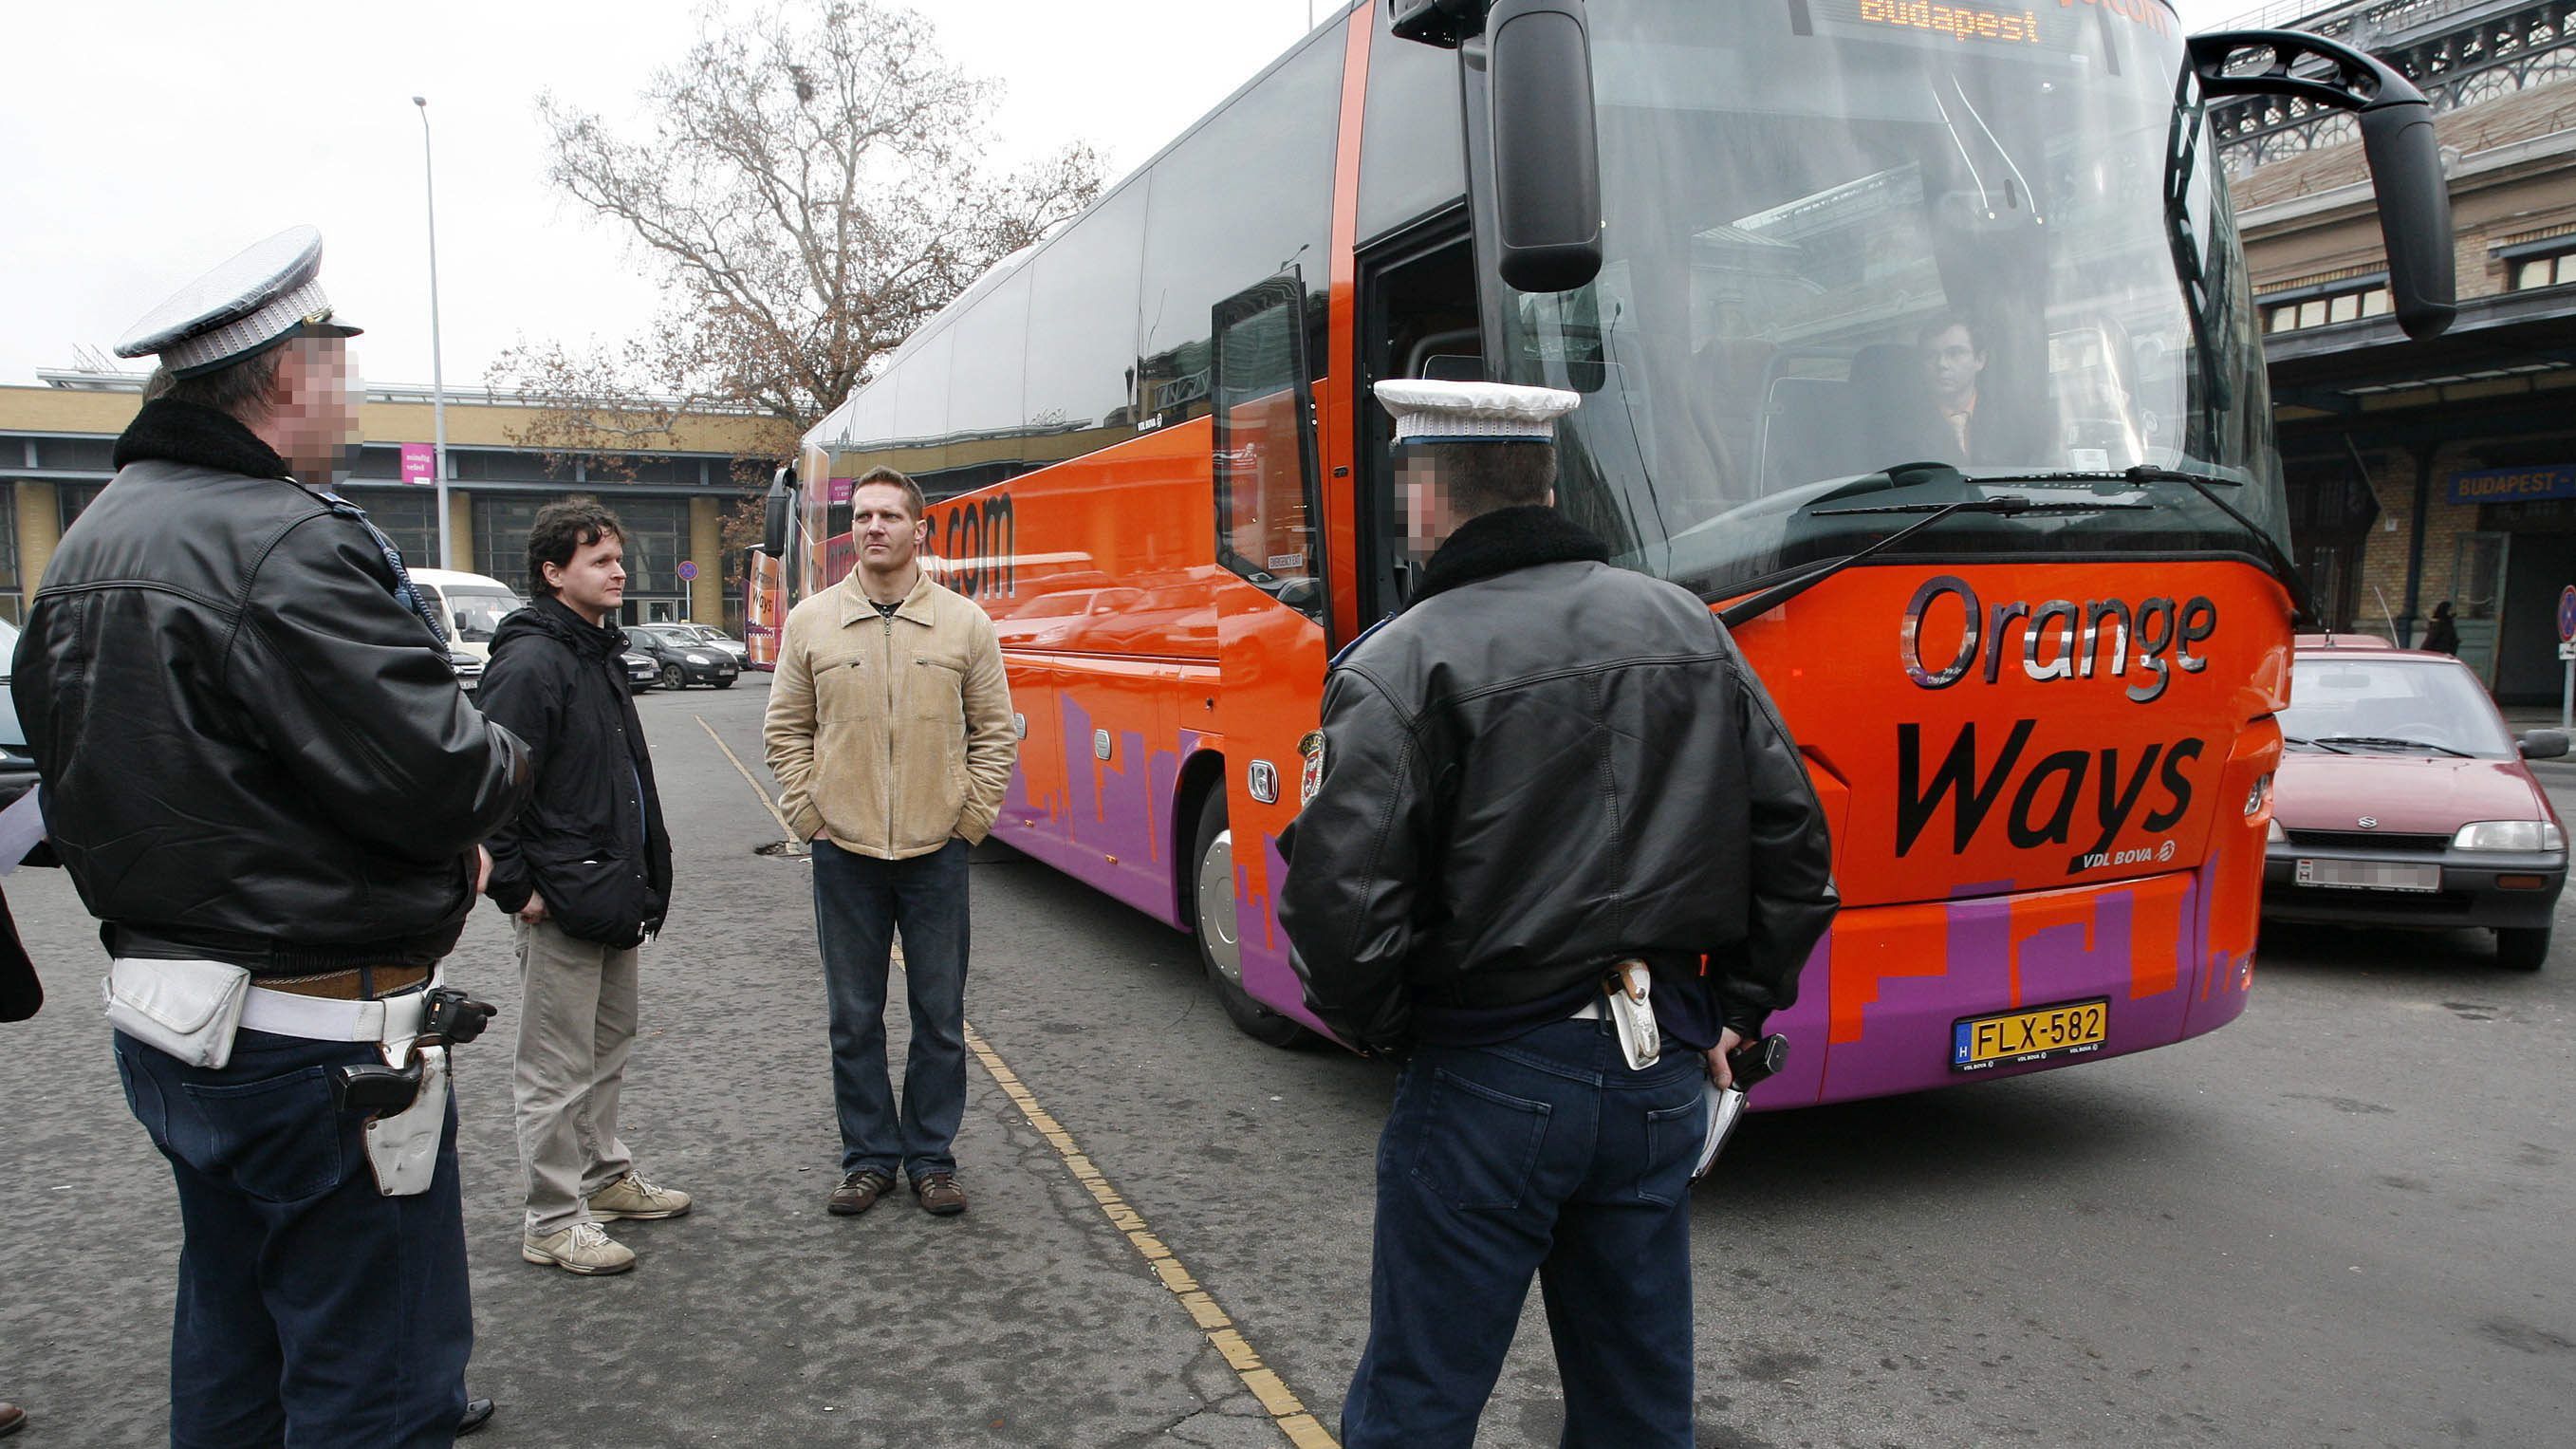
[1192, 790, 1307, 1048]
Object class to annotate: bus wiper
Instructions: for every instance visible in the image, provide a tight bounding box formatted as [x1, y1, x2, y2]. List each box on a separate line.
[2310, 734, 2474, 759]
[1964, 465, 2315, 625]
[1715, 493, 2142, 629]
[2281, 735, 2353, 755]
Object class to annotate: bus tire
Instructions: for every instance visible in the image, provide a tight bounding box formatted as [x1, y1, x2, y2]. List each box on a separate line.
[2495, 925, 2549, 972]
[1191, 790, 1307, 1048]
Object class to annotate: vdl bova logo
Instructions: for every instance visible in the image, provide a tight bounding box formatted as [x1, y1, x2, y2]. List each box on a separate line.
[1894, 576, 2218, 871]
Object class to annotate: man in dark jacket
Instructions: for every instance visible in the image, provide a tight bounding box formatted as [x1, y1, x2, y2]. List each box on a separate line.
[1280, 380, 1839, 1448]
[12, 226, 528, 1445]
[478, 500, 686, 1276]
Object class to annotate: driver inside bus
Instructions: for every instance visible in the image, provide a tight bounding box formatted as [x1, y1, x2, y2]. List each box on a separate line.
[1920, 313, 1990, 461]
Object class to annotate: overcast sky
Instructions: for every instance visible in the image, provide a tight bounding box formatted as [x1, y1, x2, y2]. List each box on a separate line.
[2, 0, 2260, 391]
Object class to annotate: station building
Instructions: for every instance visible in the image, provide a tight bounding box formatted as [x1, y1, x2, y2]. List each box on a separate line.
[2225, 0, 2576, 700]
[0, 371, 775, 632]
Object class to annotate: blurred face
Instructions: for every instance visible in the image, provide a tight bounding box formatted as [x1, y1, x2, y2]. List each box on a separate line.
[266, 337, 362, 483]
[1398, 454, 1458, 567]
[854, 482, 925, 575]
[1924, 325, 1986, 403]
[543, 531, 626, 623]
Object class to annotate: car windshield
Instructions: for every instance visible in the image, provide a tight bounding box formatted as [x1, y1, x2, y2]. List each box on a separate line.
[1496, 0, 2283, 599]
[2281, 657, 2517, 759]
[445, 588, 523, 644]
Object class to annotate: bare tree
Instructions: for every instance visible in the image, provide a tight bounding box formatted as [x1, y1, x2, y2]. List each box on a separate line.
[494, 0, 1103, 469]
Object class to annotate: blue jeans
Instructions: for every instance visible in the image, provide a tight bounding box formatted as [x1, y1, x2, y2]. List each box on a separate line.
[812, 837, 972, 1180]
[1341, 1017, 1705, 1449]
[113, 1027, 473, 1449]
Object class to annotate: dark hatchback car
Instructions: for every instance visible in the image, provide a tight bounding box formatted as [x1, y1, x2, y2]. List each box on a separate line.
[622, 624, 739, 691]
[622, 649, 659, 692]
[2263, 638, 2568, 970]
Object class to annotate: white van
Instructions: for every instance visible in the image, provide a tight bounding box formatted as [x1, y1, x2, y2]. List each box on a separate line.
[410, 567, 526, 692]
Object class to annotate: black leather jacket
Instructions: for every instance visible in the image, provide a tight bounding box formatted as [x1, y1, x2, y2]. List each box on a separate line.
[10, 399, 531, 976]
[1279, 506, 1838, 1052]
[478, 597, 673, 947]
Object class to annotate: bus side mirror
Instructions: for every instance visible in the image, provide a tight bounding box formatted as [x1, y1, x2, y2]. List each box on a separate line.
[2357, 101, 2455, 339]
[763, 463, 797, 559]
[2189, 29, 2456, 340]
[1488, 0, 1603, 295]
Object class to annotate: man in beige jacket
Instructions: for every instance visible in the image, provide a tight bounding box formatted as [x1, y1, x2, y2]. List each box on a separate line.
[764, 467, 1015, 1217]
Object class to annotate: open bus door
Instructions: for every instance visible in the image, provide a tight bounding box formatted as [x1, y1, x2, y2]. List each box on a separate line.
[1202, 272, 1333, 1045]
[743, 547, 784, 671]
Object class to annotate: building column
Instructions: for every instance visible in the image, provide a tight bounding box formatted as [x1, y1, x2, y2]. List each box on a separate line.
[449, 490, 474, 573]
[689, 495, 724, 624]
[15, 480, 61, 617]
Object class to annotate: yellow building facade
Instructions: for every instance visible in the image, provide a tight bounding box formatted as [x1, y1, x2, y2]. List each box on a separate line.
[0, 373, 779, 631]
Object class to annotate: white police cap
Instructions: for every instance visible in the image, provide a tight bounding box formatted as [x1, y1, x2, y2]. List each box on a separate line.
[1374, 379, 1579, 444]
[114, 225, 361, 379]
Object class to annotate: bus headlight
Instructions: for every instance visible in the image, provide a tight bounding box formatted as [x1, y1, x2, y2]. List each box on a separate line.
[2267, 818, 2286, 845]
[2451, 820, 2565, 852]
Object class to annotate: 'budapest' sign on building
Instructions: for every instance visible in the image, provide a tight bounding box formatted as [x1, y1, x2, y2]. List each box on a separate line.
[2447, 465, 2576, 506]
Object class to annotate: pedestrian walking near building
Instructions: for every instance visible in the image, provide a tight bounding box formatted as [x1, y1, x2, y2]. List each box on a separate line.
[478, 501, 688, 1276]
[1279, 381, 1840, 1448]
[764, 467, 1015, 1219]
[10, 226, 528, 1446]
[2423, 600, 2460, 655]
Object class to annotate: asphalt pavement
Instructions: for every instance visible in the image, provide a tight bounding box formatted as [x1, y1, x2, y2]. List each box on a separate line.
[3, 677, 2570, 1447]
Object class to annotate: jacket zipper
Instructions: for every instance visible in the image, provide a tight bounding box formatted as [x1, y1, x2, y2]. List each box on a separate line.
[882, 610, 899, 847]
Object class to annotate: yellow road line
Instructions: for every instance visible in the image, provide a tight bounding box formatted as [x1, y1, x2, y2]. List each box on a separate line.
[963, 1025, 1341, 1449]
[696, 707, 1338, 1446]
[694, 714, 802, 845]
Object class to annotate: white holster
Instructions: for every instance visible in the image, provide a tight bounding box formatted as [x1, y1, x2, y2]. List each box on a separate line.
[363, 1041, 450, 1198]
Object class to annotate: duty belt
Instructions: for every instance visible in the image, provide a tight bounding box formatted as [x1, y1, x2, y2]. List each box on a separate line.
[241, 966, 438, 1043]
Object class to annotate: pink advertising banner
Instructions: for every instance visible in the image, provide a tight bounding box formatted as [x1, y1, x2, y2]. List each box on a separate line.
[400, 443, 434, 485]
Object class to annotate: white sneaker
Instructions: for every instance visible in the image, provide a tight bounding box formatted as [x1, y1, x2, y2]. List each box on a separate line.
[522, 1221, 636, 1275]
[588, 1172, 693, 1220]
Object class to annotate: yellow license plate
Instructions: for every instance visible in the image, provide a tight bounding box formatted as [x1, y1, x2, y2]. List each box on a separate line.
[1952, 999, 2109, 1070]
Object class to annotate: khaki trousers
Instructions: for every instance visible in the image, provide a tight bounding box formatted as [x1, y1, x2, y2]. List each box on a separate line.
[511, 916, 638, 1235]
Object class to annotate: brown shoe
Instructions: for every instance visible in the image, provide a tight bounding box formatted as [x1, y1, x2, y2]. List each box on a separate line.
[828, 1169, 895, 1216]
[0, 1401, 25, 1439]
[914, 1172, 967, 1217]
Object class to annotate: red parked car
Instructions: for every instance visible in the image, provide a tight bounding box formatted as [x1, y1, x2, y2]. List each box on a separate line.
[2263, 636, 2568, 970]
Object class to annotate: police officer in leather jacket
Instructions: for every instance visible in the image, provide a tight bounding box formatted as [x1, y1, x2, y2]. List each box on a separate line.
[1280, 380, 1837, 1449]
[11, 227, 527, 1445]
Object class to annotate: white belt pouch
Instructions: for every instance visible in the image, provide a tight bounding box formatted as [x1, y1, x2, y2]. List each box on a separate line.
[102, 957, 253, 1068]
[363, 1043, 450, 1198]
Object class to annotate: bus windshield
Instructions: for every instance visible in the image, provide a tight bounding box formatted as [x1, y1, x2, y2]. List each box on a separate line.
[1498, 0, 2283, 600]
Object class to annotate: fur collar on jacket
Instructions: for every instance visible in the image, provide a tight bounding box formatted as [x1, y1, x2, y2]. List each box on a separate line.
[1413, 504, 1611, 604]
[112, 399, 292, 480]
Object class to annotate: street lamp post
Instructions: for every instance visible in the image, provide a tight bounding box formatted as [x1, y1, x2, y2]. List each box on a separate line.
[412, 95, 453, 570]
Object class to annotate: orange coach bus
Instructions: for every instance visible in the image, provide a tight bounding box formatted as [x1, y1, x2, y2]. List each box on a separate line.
[754, 1, 2456, 1104]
